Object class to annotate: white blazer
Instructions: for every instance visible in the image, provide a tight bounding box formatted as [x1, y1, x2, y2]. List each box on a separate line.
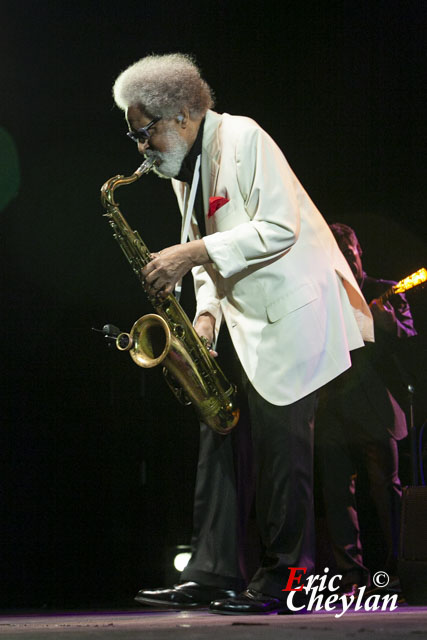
[172, 110, 374, 406]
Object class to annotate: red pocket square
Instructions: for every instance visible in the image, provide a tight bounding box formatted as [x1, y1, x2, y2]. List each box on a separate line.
[208, 196, 229, 218]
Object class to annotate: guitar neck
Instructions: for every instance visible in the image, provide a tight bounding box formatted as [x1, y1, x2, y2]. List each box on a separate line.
[377, 268, 427, 304]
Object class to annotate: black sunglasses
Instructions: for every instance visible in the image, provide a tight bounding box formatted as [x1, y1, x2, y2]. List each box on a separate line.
[127, 117, 162, 143]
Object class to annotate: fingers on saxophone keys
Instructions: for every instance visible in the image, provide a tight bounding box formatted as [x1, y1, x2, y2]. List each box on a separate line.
[146, 279, 168, 299]
[143, 271, 157, 293]
[146, 282, 163, 297]
[200, 337, 218, 357]
[141, 264, 152, 279]
[163, 284, 174, 296]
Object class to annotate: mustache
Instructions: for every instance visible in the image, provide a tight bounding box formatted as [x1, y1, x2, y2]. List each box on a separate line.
[145, 149, 161, 159]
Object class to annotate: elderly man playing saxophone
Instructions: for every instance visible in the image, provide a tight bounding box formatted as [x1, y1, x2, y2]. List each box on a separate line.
[111, 53, 373, 615]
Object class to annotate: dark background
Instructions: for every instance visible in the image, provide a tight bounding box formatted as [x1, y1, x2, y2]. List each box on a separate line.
[1, 0, 426, 608]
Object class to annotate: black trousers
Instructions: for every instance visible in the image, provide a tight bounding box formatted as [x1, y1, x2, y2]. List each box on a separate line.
[181, 336, 317, 599]
[315, 372, 403, 586]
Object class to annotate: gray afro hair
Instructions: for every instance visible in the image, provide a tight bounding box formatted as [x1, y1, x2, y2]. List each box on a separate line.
[113, 53, 215, 119]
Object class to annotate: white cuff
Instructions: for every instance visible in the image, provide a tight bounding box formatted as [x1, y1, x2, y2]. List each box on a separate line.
[203, 232, 247, 278]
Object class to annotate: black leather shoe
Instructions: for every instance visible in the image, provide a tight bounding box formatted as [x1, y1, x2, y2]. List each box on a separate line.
[209, 588, 291, 615]
[135, 581, 238, 609]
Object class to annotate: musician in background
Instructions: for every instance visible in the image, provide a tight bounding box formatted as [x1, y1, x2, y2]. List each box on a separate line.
[111, 54, 374, 615]
[316, 222, 417, 595]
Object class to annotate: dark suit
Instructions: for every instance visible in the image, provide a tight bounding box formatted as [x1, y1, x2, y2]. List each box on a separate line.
[315, 274, 416, 585]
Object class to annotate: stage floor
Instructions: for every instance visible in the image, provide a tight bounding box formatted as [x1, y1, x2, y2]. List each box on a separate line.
[0, 605, 426, 639]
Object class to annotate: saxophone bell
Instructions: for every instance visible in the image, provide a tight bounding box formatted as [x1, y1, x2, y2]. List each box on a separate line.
[117, 314, 172, 369]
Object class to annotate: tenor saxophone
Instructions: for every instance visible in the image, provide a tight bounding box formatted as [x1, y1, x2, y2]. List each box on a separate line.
[100, 158, 239, 434]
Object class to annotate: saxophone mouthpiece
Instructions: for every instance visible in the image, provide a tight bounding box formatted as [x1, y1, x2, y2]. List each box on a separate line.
[135, 156, 158, 176]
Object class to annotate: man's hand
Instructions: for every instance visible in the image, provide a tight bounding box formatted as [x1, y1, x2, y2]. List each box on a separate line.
[369, 298, 397, 334]
[142, 239, 210, 297]
[194, 312, 218, 357]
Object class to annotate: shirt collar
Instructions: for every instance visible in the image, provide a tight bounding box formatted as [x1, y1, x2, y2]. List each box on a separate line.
[175, 117, 205, 183]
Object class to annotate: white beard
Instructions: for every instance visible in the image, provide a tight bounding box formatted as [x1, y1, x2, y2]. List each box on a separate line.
[146, 127, 189, 179]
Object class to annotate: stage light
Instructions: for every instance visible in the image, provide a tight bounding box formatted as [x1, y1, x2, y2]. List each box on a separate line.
[173, 550, 191, 572]
[164, 545, 192, 584]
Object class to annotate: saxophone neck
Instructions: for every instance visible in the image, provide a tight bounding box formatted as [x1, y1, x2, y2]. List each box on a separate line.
[100, 157, 157, 209]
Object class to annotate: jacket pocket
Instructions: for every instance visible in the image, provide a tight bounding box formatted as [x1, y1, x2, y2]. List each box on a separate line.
[266, 283, 318, 323]
[211, 200, 250, 231]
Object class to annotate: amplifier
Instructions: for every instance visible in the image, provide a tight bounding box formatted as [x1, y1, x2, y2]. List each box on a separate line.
[398, 485, 427, 605]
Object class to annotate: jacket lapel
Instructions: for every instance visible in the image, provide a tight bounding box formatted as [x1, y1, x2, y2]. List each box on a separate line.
[172, 111, 222, 240]
[201, 110, 222, 218]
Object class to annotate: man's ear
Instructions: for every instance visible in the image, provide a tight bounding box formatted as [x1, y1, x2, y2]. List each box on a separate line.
[177, 108, 190, 126]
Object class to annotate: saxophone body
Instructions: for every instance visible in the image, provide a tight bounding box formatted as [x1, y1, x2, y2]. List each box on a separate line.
[100, 158, 239, 434]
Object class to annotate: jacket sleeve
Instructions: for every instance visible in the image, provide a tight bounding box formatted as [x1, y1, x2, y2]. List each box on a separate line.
[376, 292, 417, 344]
[391, 293, 417, 339]
[202, 125, 301, 279]
[191, 264, 223, 344]
[365, 278, 417, 344]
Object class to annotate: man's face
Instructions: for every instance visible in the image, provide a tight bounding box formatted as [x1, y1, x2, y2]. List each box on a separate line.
[126, 105, 189, 179]
[337, 236, 364, 284]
